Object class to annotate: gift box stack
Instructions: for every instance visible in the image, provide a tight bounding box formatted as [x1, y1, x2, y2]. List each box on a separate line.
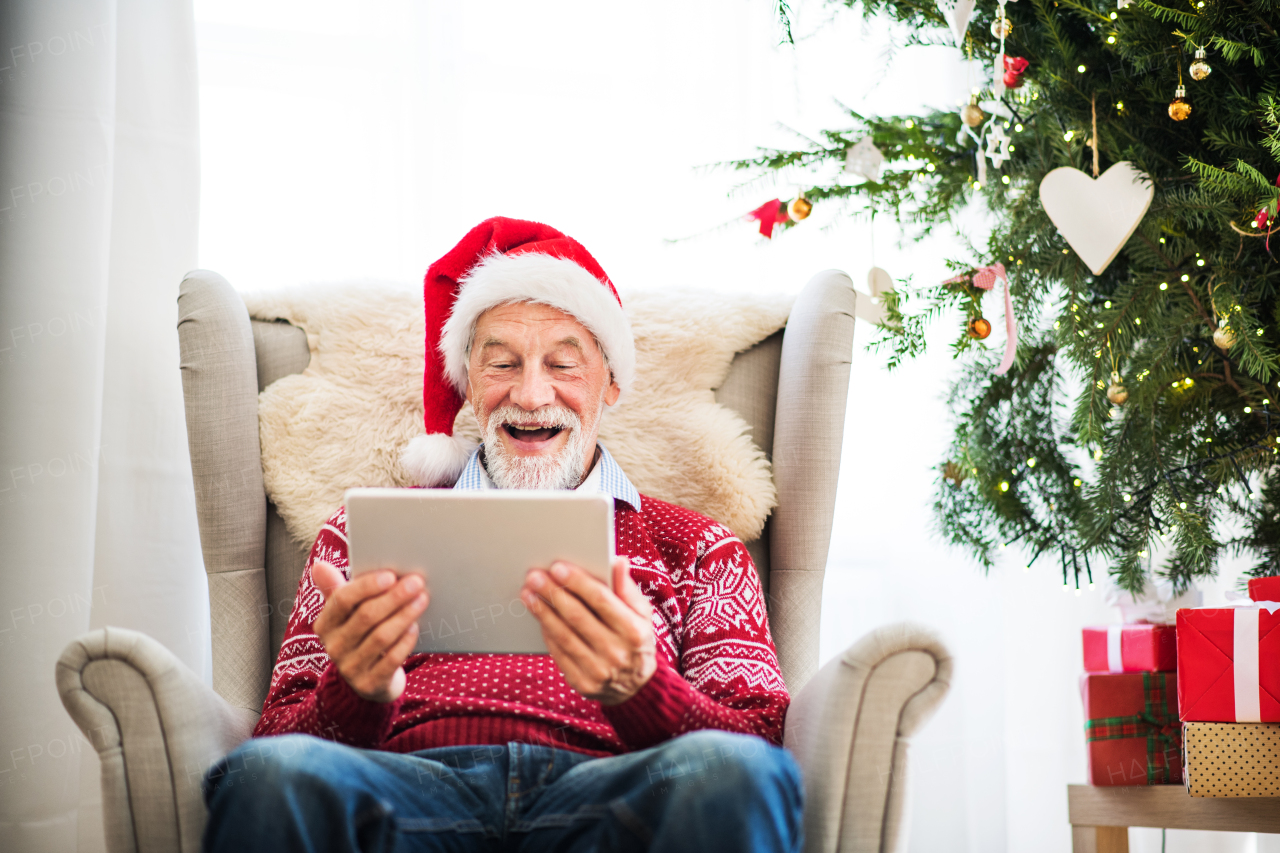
[1177, 576, 1280, 797]
[1080, 620, 1181, 786]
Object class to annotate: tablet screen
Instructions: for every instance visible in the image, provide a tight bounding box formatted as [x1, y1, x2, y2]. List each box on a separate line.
[344, 488, 614, 654]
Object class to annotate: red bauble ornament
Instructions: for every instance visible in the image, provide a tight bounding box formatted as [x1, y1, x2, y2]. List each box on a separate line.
[1257, 209, 1271, 231]
[1003, 56, 1030, 89]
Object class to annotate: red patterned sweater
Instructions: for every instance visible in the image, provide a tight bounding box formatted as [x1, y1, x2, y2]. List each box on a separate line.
[253, 496, 789, 756]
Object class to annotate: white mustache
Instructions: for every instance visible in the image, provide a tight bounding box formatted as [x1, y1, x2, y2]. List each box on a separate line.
[489, 405, 581, 432]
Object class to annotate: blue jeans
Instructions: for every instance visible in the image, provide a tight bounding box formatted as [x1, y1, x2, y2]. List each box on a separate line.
[203, 731, 803, 853]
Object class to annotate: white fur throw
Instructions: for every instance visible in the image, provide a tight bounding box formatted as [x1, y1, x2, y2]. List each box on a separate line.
[244, 282, 792, 548]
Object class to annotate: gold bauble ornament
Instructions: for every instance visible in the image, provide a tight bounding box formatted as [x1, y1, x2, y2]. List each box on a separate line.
[1189, 48, 1211, 81]
[1213, 324, 1236, 351]
[967, 316, 992, 339]
[787, 195, 813, 221]
[1168, 85, 1191, 121]
[991, 17, 1013, 38]
[960, 95, 985, 128]
[1107, 371, 1129, 405]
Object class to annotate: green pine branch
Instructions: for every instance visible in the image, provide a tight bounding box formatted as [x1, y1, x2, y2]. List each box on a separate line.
[749, 0, 1280, 592]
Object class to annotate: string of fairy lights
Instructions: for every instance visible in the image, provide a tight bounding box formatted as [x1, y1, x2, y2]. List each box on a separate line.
[998, 402, 1277, 593]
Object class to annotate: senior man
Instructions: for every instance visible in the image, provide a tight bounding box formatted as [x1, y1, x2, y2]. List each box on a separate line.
[203, 218, 802, 853]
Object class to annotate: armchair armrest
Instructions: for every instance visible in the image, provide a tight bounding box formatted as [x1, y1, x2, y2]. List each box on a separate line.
[784, 622, 952, 853]
[57, 627, 259, 853]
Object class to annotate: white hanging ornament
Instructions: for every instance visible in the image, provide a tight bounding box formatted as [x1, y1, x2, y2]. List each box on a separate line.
[985, 122, 1012, 169]
[868, 267, 893, 296]
[844, 137, 885, 183]
[936, 0, 976, 43]
[992, 0, 1011, 96]
[1038, 162, 1154, 274]
[980, 99, 1014, 120]
[855, 267, 896, 325]
[1117, 0, 1133, 7]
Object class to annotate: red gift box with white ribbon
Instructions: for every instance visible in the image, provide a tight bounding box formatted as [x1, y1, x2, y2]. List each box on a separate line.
[1248, 576, 1280, 603]
[1082, 623, 1177, 673]
[1176, 597, 1280, 723]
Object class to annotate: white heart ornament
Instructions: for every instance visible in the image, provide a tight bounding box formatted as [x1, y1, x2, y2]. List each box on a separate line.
[936, 0, 975, 42]
[1038, 162, 1154, 275]
[855, 268, 895, 325]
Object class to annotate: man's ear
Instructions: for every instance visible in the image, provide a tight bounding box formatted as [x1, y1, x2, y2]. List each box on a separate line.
[604, 373, 621, 407]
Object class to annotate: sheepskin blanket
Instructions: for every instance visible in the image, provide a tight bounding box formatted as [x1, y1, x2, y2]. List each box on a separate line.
[244, 282, 792, 548]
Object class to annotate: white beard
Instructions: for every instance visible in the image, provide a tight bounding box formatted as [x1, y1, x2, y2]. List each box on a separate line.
[481, 404, 593, 490]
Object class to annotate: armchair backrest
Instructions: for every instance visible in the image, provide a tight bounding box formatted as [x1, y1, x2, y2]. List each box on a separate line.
[178, 271, 856, 714]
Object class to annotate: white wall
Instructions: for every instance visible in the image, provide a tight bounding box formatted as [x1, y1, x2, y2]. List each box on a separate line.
[194, 2, 1271, 850]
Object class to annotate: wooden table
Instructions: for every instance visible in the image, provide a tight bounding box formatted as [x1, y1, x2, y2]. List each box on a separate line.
[1069, 784, 1280, 852]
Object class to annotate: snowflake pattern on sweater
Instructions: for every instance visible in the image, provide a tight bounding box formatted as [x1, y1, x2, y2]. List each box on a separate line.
[254, 495, 789, 756]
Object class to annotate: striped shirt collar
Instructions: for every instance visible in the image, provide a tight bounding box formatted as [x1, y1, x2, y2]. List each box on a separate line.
[453, 442, 641, 511]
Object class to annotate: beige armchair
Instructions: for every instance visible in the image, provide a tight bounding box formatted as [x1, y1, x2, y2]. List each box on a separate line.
[57, 269, 952, 853]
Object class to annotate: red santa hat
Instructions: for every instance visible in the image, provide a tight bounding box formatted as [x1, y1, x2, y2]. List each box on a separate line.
[400, 216, 635, 487]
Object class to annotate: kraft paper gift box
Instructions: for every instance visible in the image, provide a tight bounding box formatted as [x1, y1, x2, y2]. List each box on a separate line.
[1081, 672, 1182, 786]
[1176, 601, 1280, 722]
[1183, 722, 1280, 797]
[1082, 623, 1177, 673]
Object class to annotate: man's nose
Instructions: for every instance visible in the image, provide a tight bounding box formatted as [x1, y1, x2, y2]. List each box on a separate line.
[509, 365, 556, 411]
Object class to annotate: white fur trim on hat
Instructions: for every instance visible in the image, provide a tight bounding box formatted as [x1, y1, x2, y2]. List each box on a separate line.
[400, 431, 478, 487]
[439, 252, 636, 400]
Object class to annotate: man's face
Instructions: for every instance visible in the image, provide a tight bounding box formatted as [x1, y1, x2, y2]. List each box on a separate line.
[466, 301, 621, 489]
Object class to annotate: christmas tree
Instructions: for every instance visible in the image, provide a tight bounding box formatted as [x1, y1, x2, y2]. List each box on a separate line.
[737, 0, 1280, 592]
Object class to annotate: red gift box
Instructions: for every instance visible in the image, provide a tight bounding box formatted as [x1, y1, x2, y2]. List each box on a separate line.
[1177, 605, 1280, 722]
[1081, 672, 1182, 786]
[1248, 576, 1280, 602]
[1082, 624, 1177, 673]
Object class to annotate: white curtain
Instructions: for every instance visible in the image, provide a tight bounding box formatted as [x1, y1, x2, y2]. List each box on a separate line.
[0, 2, 205, 852]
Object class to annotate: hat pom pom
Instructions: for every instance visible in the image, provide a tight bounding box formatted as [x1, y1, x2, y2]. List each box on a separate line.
[401, 432, 478, 487]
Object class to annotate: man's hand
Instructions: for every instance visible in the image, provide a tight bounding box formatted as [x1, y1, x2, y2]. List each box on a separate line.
[311, 561, 428, 703]
[521, 558, 656, 706]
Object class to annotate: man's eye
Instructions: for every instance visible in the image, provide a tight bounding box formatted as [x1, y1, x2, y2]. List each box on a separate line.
[490, 363, 514, 370]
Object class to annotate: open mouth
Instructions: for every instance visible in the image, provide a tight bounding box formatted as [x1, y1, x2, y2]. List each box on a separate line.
[502, 423, 565, 444]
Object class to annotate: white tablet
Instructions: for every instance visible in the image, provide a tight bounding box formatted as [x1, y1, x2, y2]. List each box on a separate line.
[343, 488, 615, 654]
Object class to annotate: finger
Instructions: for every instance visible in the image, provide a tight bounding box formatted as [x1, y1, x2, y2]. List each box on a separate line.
[547, 562, 648, 640]
[542, 632, 597, 695]
[522, 588, 611, 685]
[321, 575, 420, 660]
[340, 574, 425, 649]
[311, 561, 347, 600]
[367, 621, 420, 684]
[612, 558, 652, 618]
[525, 569, 617, 651]
[345, 591, 429, 674]
[316, 570, 396, 636]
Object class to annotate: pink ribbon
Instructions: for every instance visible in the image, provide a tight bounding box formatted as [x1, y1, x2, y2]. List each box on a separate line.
[946, 262, 1018, 374]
